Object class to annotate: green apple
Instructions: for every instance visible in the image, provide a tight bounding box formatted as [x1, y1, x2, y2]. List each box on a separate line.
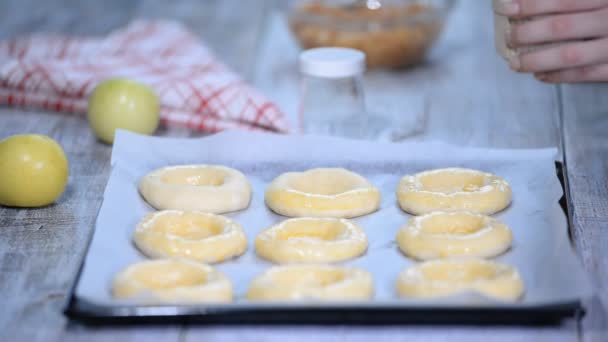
[0, 134, 69, 207]
[87, 78, 160, 144]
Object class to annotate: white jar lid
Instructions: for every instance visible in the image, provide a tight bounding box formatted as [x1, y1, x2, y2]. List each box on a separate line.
[299, 47, 366, 78]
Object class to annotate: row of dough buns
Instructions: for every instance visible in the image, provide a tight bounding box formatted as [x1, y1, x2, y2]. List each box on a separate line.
[112, 165, 521, 303]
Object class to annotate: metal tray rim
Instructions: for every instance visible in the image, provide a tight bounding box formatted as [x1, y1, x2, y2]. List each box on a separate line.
[64, 162, 585, 325]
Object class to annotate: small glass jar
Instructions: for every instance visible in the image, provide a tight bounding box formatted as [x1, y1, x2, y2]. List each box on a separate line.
[298, 47, 369, 138]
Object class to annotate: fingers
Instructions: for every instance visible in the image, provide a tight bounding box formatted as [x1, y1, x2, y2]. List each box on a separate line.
[509, 7, 608, 45]
[495, 0, 608, 82]
[509, 38, 608, 72]
[494, 0, 608, 17]
[535, 63, 608, 82]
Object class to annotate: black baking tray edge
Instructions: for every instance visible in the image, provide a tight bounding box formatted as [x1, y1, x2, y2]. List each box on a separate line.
[63, 162, 585, 326]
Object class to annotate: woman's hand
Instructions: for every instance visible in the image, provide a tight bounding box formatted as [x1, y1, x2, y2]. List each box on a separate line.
[495, 0, 608, 83]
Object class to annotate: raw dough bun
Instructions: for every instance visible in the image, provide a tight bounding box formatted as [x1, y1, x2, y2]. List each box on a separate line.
[255, 217, 367, 263]
[247, 264, 373, 301]
[133, 210, 247, 263]
[396, 259, 524, 301]
[397, 168, 512, 215]
[112, 259, 232, 303]
[138, 164, 251, 213]
[397, 211, 512, 260]
[265, 168, 380, 218]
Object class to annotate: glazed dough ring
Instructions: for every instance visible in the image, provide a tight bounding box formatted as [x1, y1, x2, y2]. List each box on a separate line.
[397, 211, 513, 260]
[397, 168, 512, 215]
[396, 259, 524, 301]
[133, 210, 247, 263]
[112, 259, 233, 303]
[247, 264, 373, 301]
[138, 164, 251, 213]
[265, 168, 381, 218]
[255, 217, 368, 263]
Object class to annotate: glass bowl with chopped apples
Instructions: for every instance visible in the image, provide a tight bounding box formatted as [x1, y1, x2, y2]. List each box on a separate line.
[287, 0, 453, 68]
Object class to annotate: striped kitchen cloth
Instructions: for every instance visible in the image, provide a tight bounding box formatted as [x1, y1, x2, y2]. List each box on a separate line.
[0, 20, 290, 133]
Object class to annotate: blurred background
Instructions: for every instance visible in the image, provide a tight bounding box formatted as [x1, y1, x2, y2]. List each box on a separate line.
[2, 0, 533, 144]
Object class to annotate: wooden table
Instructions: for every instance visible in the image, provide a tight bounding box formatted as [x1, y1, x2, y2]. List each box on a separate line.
[0, 1, 606, 341]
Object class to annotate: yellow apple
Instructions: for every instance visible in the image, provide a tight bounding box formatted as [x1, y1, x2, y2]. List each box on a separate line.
[87, 78, 160, 144]
[0, 134, 69, 207]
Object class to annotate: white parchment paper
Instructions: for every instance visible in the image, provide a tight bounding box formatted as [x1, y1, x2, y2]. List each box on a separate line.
[74, 130, 592, 308]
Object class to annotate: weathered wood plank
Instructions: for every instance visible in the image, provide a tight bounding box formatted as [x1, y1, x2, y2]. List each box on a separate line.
[560, 83, 608, 342]
[184, 325, 577, 342]
[0, 110, 118, 342]
[0, 0, 139, 38]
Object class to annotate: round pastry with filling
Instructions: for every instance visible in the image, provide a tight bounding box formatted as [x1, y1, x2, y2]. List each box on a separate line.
[265, 168, 380, 218]
[139, 164, 251, 213]
[133, 210, 247, 263]
[396, 259, 524, 301]
[255, 217, 367, 263]
[247, 264, 373, 301]
[397, 168, 512, 215]
[397, 211, 513, 260]
[112, 259, 233, 303]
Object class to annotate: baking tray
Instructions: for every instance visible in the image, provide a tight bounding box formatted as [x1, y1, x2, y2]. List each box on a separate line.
[65, 131, 592, 325]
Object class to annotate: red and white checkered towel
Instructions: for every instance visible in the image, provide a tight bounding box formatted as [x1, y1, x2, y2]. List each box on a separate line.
[0, 20, 290, 133]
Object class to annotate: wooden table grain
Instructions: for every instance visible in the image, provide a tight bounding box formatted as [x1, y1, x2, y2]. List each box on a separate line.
[0, 0, 606, 341]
